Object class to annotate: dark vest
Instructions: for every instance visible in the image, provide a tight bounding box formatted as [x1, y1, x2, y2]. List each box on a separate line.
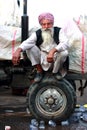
[36, 27, 61, 47]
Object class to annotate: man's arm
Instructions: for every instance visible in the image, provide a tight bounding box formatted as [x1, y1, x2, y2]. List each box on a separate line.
[47, 28, 69, 63]
[12, 32, 37, 65]
[55, 28, 69, 52]
[12, 48, 22, 65]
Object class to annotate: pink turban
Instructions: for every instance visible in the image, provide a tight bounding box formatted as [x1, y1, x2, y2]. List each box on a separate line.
[38, 12, 54, 24]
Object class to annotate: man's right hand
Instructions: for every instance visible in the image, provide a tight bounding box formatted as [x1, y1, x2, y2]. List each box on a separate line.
[12, 48, 22, 65]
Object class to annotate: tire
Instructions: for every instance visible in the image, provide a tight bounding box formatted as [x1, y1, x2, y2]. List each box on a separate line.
[0, 69, 12, 85]
[26, 75, 76, 122]
[67, 80, 76, 91]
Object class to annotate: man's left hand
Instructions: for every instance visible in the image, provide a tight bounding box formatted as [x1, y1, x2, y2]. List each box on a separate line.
[47, 48, 57, 63]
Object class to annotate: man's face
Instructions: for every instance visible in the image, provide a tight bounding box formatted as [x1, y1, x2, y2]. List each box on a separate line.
[41, 19, 53, 29]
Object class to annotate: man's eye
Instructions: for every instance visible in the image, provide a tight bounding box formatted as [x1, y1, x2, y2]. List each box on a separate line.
[42, 23, 52, 26]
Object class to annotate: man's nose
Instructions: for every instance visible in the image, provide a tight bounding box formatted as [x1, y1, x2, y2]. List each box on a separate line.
[45, 24, 49, 28]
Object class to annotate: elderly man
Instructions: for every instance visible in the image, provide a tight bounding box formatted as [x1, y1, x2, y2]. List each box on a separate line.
[12, 12, 69, 82]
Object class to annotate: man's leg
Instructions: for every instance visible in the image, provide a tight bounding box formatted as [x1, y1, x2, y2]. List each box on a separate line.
[52, 50, 68, 79]
[26, 46, 43, 82]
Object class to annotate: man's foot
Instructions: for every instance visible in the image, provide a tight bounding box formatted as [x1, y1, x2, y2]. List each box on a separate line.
[28, 67, 37, 79]
[53, 72, 62, 80]
[60, 68, 67, 77]
[34, 72, 43, 82]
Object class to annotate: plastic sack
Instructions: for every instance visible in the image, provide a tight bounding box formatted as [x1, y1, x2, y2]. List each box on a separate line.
[63, 16, 87, 73]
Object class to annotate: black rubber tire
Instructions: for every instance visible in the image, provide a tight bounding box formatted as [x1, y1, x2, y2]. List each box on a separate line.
[26, 76, 76, 122]
[67, 79, 76, 91]
[0, 70, 12, 85]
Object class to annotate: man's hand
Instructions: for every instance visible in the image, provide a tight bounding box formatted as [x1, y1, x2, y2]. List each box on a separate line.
[47, 48, 57, 63]
[12, 48, 22, 65]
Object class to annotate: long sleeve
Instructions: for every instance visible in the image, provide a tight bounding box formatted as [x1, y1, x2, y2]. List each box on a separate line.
[19, 32, 37, 51]
[55, 28, 70, 52]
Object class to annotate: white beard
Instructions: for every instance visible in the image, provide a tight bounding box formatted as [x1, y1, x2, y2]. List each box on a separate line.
[42, 29, 53, 45]
[40, 29, 57, 52]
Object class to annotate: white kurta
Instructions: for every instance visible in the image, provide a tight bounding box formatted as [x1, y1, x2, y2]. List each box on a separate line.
[19, 27, 69, 73]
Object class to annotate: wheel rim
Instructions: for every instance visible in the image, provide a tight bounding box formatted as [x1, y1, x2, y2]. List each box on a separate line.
[35, 86, 67, 117]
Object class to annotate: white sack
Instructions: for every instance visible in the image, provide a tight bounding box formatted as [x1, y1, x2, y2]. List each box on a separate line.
[0, 25, 21, 60]
[63, 16, 87, 73]
[0, 0, 21, 26]
[0, 25, 39, 60]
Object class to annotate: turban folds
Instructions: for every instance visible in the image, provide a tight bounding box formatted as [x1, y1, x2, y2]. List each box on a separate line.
[38, 13, 54, 24]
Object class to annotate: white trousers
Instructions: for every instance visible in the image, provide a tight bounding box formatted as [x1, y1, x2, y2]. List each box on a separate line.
[26, 46, 68, 73]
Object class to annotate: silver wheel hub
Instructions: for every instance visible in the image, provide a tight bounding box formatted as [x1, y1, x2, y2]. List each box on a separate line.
[36, 88, 67, 116]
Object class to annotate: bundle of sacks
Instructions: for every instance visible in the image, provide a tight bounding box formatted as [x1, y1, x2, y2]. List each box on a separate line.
[63, 15, 87, 73]
[0, 25, 21, 60]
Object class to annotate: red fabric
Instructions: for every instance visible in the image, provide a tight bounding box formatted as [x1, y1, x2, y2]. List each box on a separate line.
[81, 34, 85, 74]
[12, 30, 17, 56]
